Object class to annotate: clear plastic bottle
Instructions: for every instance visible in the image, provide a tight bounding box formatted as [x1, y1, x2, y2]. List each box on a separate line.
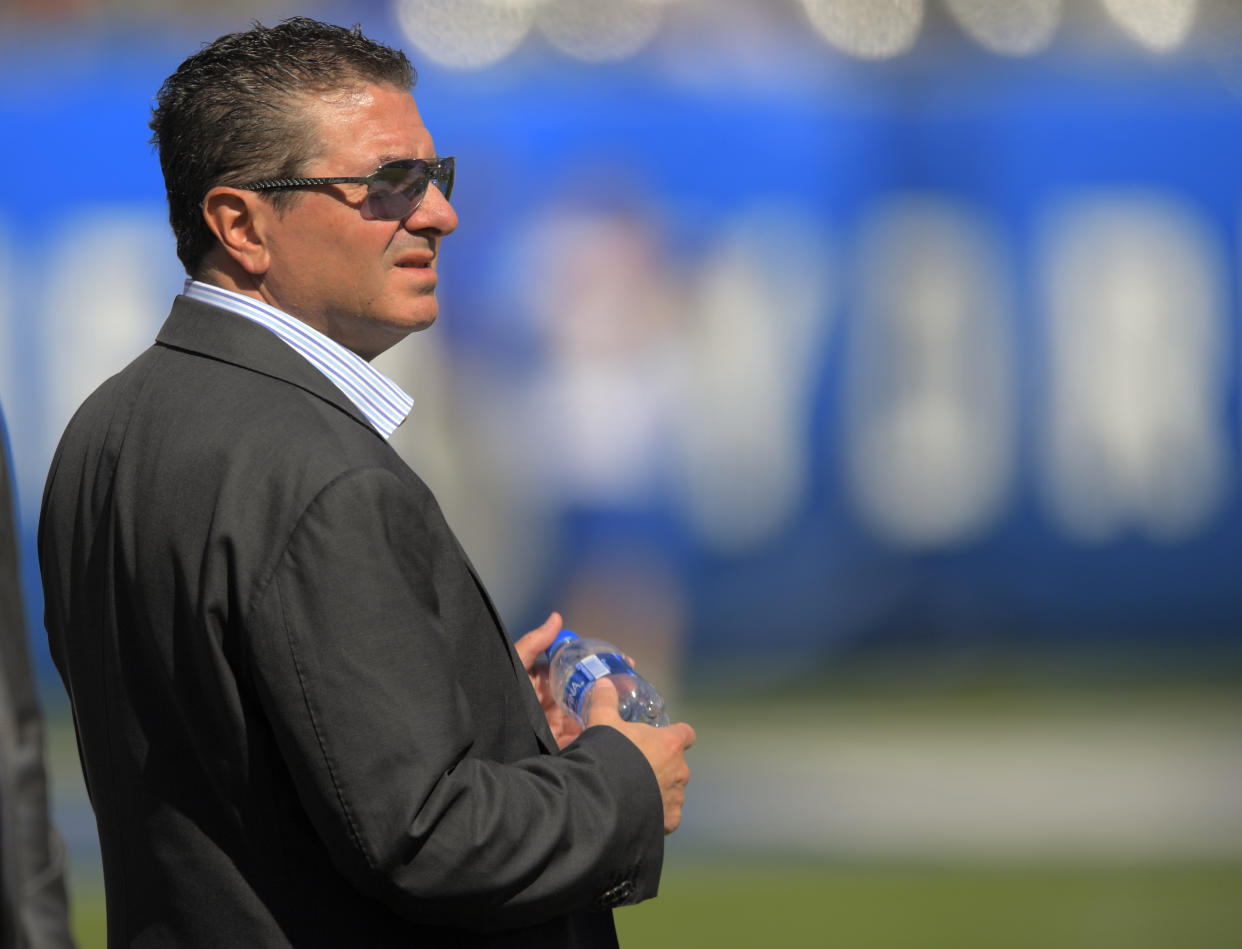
[546, 629, 670, 728]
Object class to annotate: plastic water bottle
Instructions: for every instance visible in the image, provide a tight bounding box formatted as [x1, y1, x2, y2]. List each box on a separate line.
[547, 629, 670, 728]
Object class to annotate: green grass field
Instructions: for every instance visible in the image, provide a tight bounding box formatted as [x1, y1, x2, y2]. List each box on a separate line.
[66, 860, 1242, 948]
[615, 860, 1242, 949]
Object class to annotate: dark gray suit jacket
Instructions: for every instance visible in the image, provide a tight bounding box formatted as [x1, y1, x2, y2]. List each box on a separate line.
[38, 296, 663, 947]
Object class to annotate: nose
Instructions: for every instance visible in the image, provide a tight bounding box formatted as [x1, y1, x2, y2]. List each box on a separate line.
[405, 182, 457, 237]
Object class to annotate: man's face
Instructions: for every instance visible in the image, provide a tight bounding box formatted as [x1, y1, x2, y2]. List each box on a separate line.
[257, 83, 458, 359]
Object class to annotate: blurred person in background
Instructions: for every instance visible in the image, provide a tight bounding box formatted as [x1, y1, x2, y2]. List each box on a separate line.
[1, 402, 76, 949]
[37, 17, 693, 949]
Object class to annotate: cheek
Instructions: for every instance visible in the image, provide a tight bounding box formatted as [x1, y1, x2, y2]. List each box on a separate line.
[279, 216, 400, 308]
[321, 233, 384, 292]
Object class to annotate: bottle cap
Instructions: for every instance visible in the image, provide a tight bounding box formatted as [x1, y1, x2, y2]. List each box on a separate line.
[547, 628, 579, 659]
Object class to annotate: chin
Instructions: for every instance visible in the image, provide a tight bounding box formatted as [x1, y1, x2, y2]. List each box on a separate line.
[397, 296, 439, 333]
[410, 311, 438, 332]
[352, 312, 439, 360]
[383, 307, 438, 339]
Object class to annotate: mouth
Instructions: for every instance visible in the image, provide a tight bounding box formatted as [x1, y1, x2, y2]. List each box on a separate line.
[395, 257, 433, 269]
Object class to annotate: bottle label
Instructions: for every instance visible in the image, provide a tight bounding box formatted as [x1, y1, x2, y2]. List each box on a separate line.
[564, 652, 631, 720]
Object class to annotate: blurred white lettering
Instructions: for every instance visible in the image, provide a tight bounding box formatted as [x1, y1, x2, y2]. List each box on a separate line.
[1039, 194, 1227, 542]
[676, 203, 835, 552]
[844, 195, 1016, 549]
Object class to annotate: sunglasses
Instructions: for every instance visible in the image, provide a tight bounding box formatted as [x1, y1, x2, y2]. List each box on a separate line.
[242, 156, 455, 220]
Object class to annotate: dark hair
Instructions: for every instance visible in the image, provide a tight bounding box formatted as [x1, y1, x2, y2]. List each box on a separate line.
[150, 17, 416, 274]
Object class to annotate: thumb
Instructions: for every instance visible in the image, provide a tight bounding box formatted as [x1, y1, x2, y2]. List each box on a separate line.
[584, 676, 622, 728]
[514, 612, 563, 670]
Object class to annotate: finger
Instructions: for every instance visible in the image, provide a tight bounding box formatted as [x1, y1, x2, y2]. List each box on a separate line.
[550, 709, 585, 750]
[584, 676, 622, 727]
[514, 612, 563, 670]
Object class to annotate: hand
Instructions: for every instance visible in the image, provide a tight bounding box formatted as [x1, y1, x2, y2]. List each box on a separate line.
[514, 612, 583, 750]
[585, 677, 696, 835]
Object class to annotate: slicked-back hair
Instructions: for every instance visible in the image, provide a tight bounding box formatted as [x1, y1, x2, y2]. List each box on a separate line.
[150, 17, 416, 274]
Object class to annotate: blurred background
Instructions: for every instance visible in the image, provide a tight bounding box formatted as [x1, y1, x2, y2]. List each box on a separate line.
[2, 0, 1241, 945]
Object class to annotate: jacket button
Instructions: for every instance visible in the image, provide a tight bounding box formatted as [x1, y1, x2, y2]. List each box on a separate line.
[598, 880, 636, 908]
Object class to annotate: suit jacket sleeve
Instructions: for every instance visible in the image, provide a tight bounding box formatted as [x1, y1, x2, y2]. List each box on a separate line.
[245, 464, 663, 931]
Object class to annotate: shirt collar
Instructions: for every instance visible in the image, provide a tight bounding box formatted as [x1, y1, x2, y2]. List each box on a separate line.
[181, 279, 414, 439]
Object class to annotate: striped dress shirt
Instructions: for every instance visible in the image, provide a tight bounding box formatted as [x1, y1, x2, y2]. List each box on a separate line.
[182, 279, 414, 439]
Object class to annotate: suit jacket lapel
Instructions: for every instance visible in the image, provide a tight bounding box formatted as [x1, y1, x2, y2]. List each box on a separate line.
[155, 295, 378, 437]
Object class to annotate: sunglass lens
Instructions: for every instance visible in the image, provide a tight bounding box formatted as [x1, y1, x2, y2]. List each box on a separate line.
[433, 157, 455, 202]
[365, 160, 430, 220]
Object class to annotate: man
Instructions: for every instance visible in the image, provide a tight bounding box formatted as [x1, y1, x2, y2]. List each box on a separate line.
[1, 403, 76, 949]
[38, 17, 694, 948]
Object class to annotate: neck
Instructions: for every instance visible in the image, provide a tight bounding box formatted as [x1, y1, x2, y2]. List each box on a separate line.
[194, 258, 263, 299]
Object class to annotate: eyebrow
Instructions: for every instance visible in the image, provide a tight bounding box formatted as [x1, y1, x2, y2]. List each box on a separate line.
[375, 152, 437, 166]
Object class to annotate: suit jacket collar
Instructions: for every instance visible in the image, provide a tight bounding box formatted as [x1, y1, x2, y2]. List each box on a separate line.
[155, 294, 377, 437]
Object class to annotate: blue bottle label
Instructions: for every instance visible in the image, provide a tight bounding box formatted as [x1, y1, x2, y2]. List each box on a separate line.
[564, 652, 632, 721]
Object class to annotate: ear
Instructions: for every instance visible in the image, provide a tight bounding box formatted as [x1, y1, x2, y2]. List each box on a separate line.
[201, 187, 274, 276]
